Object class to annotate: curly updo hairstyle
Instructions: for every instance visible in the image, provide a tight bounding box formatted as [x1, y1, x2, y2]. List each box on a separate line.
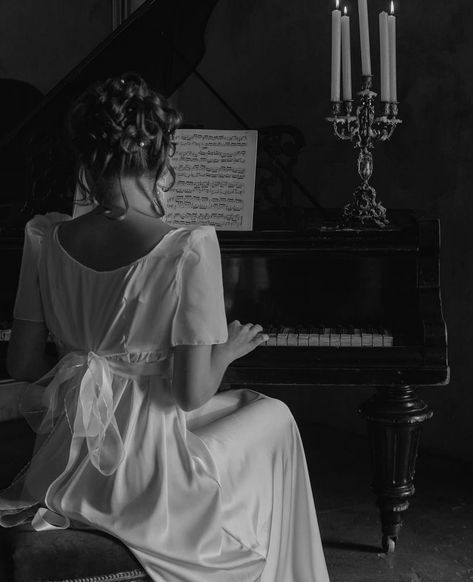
[67, 72, 182, 218]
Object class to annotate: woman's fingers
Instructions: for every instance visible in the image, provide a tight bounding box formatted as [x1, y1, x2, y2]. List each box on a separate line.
[247, 325, 263, 341]
[227, 321, 267, 354]
[242, 334, 268, 356]
[229, 321, 263, 335]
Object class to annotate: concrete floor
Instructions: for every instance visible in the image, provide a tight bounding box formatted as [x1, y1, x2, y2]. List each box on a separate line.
[297, 419, 473, 582]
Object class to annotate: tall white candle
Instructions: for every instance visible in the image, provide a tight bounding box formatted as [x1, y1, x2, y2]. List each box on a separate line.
[341, 7, 352, 101]
[379, 11, 390, 101]
[388, 1, 397, 101]
[331, 0, 342, 101]
[357, 0, 371, 75]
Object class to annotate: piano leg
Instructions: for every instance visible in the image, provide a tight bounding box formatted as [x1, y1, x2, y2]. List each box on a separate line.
[359, 386, 433, 554]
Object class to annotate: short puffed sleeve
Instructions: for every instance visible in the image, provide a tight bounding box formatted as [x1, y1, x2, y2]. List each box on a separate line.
[171, 227, 228, 346]
[13, 212, 71, 322]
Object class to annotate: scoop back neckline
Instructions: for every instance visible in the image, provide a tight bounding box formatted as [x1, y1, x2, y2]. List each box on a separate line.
[54, 224, 181, 274]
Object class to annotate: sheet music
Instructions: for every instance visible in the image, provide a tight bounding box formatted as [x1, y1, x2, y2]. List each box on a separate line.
[163, 129, 258, 231]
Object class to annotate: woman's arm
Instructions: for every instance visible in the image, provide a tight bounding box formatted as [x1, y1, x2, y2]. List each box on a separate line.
[172, 344, 229, 411]
[7, 319, 55, 382]
[172, 321, 268, 411]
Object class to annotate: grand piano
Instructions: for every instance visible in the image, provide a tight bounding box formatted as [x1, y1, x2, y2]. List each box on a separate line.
[0, 0, 448, 559]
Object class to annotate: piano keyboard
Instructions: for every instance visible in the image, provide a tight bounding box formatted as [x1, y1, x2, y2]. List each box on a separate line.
[262, 327, 394, 347]
[0, 327, 394, 347]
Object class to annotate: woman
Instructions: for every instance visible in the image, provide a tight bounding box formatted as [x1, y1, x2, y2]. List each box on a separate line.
[0, 73, 330, 582]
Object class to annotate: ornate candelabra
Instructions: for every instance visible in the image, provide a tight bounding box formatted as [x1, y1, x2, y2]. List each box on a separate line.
[327, 75, 402, 227]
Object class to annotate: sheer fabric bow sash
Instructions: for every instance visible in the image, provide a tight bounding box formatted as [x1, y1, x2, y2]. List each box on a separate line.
[20, 350, 169, 476]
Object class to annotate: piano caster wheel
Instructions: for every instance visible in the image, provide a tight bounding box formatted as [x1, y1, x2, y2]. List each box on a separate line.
[382, 535, 397, 554]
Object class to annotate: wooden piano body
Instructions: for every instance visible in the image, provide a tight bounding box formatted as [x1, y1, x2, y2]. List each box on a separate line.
[0, 0, 448, 563]
[219, 211, 447, 388]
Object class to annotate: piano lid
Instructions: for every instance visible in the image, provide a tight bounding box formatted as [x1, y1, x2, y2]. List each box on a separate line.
[0, 0, 219, 149]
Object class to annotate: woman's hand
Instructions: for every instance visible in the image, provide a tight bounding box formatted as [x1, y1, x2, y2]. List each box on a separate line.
[215, 320, 269, 365]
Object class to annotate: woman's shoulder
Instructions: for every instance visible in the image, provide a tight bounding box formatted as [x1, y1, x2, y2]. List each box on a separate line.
[166, 225, 218, 261]
[160, 226, 219, 274]
[25, 212, 72, 240]
[172, 225, 217, 249]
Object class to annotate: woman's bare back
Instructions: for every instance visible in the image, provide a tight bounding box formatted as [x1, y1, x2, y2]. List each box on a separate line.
[57, 210, 175, 272]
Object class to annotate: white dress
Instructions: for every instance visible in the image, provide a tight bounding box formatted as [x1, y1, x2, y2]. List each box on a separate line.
[0, 213, 330, 582]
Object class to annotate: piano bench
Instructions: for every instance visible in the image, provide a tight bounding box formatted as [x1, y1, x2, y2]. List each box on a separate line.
[0, 416, 150, 582]
[0, 527, 151, 582]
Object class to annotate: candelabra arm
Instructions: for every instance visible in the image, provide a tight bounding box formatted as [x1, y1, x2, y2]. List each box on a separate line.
[326, 101, 358, 141]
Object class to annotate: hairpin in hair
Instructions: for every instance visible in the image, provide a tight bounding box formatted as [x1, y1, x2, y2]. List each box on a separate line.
[139, 141, 145, 148]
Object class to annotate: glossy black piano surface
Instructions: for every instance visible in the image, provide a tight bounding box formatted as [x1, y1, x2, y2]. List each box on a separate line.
[217, 210, 448, 387]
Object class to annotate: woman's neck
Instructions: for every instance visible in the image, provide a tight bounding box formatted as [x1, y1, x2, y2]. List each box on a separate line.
[92, 173, 161, 220]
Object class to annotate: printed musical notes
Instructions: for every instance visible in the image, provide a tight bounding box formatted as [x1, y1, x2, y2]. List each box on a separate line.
[163, 129, 258, 230]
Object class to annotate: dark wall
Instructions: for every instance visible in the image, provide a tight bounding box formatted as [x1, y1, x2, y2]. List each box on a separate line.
[0, 0, 111, 93]
[178, 0, 473, 460]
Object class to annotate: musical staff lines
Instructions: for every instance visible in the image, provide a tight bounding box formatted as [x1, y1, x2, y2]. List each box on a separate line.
[164, 129, 257, 230]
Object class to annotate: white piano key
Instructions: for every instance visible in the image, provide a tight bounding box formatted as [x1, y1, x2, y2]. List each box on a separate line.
[361, 329, 373, 347]
[383, 329, 394, 347]
[351, 328, 362, 347]
[340, 327, 352, 347]
[329, 328, 341, 347]
[320, 327, 330, 347]
[276, 327, 290, 346]
[297, 329, 309, 347]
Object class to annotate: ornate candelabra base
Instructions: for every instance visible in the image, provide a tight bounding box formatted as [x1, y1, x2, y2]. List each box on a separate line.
[342, 182, 388, 228]
[327, 76, 402, 229]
